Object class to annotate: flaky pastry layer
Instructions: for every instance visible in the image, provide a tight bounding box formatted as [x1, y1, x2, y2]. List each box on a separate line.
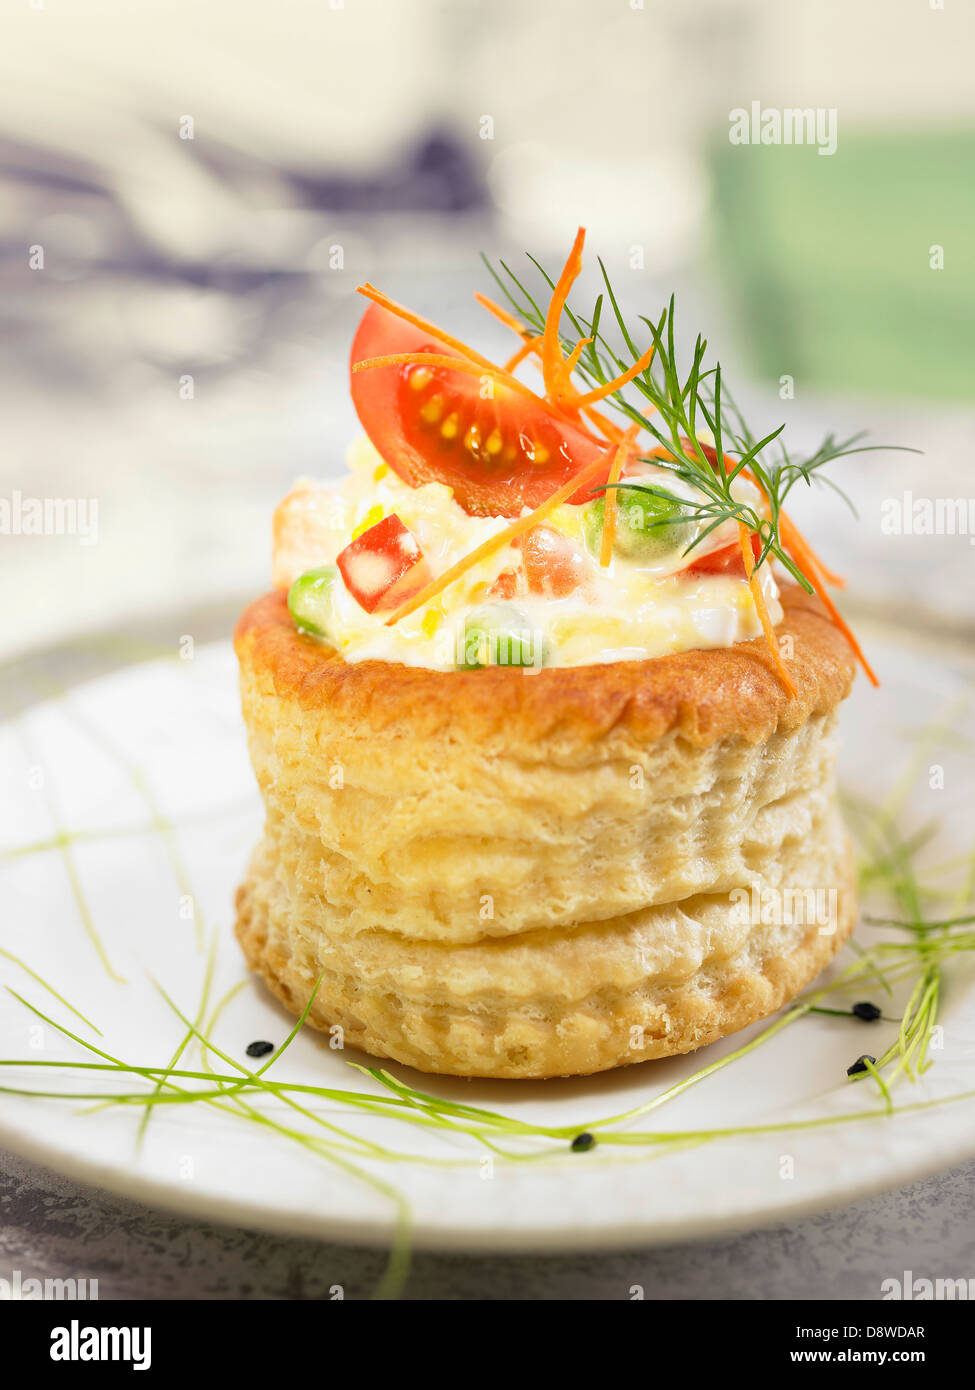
[234, 584, 857, 1077]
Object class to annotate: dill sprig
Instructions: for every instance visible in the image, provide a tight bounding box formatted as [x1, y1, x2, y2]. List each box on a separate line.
[482, 252, 915, 583]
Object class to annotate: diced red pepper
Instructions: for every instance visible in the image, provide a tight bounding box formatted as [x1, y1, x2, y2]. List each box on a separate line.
[337, 513, 432, 614]
[488, 567, 523, 600]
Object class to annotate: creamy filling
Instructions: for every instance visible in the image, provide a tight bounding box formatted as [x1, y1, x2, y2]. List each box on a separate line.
[272, 435, 782, 670]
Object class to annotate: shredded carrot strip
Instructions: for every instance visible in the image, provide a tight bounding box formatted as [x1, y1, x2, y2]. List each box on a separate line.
[738, 523, 798, 698]
[479, 291, 657, 412]
[477, 283, 656, 418]
[357, 284, 496, 369]
[549, 407, 609, 446]
[542, 227, 586, 398]
[503, 337, 542, 372]
[569, 345, 657, 408]
[584, 407, 623, 443]
[780, 513, 846, 589]
[650, 437, 792, 688]
[705, 448, 868, 679]
[699, 441, 846, 589]
[728, 465, 867, 683]
[360, 280, 608, 444]
[474, 292, 527, 337]
[384, 446, 616, 627]
[352, 351, 546, 402]
[552, 336, 594, 397]
[694, 443, 869, 680]
[475, 295, 627, 443]
[599, 425, 639, 567]
[778, 524, 879, 686]
[354, 350, 607, 447]
[472, 289, 859, 689]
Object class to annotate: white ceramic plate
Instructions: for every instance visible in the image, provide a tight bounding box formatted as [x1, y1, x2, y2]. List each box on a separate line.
[2, 627, 975, 1254]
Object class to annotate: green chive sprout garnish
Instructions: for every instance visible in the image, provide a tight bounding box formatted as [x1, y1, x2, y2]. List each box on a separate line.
[4, 698, 975, 1298]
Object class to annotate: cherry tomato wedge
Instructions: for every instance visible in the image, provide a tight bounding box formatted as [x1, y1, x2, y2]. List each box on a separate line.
[336, 513, 432, 614]
[682, 531, 761, 577]
[349, 302, 608, 518]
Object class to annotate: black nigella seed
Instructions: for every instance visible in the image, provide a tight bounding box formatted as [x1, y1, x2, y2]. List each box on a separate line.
[852, 1001, 882, 1022]
[847, 1054, 876, 1077]
[571, 1132, 596, 1153]
[246, 1040, 274, 1058]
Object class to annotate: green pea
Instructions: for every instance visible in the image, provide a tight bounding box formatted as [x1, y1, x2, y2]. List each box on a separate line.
[287, 565, 339, 640]
[458, 604, 547, 670]
[584, 487, 693, 562]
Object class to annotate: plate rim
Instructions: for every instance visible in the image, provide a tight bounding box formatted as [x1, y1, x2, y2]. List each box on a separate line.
[3, 615, 975, 1253]
[4, 1100, 975, 1253]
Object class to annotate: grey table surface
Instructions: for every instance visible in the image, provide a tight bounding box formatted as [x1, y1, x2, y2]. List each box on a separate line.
[2, 1146, 973, 1301]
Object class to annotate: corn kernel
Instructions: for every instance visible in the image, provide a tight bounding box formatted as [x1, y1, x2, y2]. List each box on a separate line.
[351, 504, 384, 540]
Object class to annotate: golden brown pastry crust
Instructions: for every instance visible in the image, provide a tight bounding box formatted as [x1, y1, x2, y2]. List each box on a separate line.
[234, 584, 855, 749]
[233, 583, 858, 1078]
[235, 841, 856, 1079]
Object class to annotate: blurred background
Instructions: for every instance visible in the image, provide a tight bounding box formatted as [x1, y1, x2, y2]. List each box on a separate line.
[2, 0, 973, 659]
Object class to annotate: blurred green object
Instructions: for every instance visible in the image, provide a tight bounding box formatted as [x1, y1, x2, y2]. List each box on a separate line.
[710, 127, 974, 402]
